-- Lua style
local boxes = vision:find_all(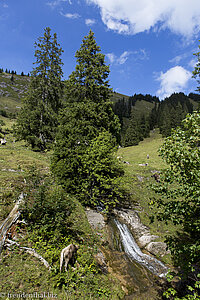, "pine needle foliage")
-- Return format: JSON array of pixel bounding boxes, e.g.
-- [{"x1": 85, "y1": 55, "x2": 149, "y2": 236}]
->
[
  {"x1": 51, "y1": 31, "x2": 124, "y2": 210},
  {"x1": 15, "y1": 27, "x2": 64, "y2": 150}
]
